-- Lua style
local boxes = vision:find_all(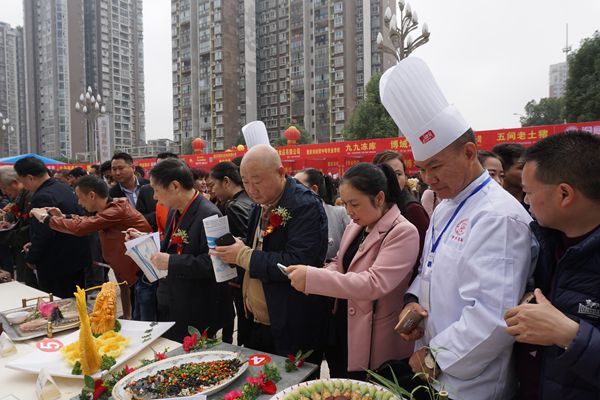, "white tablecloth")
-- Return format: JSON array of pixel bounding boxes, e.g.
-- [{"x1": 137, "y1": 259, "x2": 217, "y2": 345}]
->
[{"x1": 0, "y1": 281, "x2": 180, "y2": 399}]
